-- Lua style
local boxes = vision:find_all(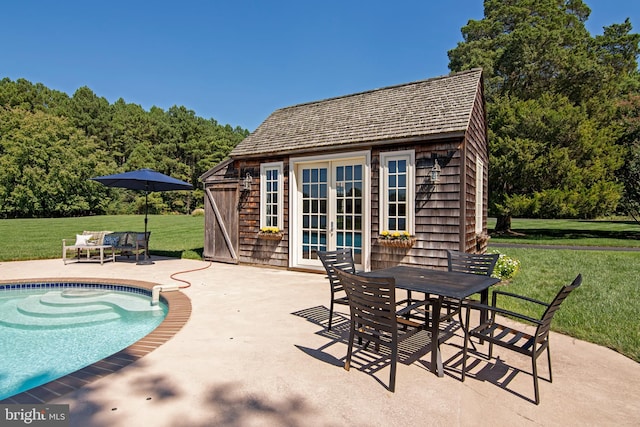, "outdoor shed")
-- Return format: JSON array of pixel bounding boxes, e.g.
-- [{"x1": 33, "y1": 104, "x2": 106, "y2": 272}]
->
[{"x1": 200, "y1": 68, "x2": 489, "y2": 272}]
